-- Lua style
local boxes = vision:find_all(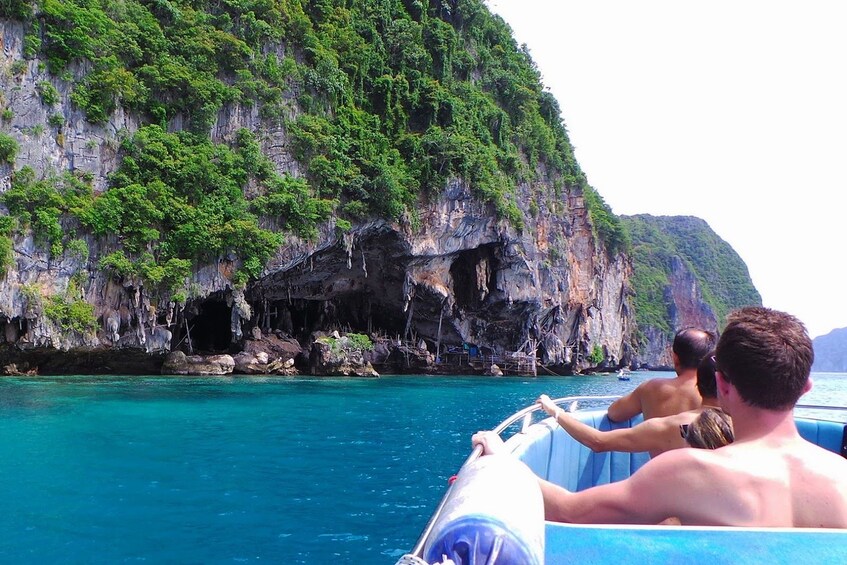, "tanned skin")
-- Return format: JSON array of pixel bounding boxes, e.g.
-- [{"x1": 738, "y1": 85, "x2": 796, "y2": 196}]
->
[
  {"x1": 475, "y1": 370, "x2": 847, "y2": 528},
  {"x1": 536, "y1": 394, "x2": 721, "y2": 458}
]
